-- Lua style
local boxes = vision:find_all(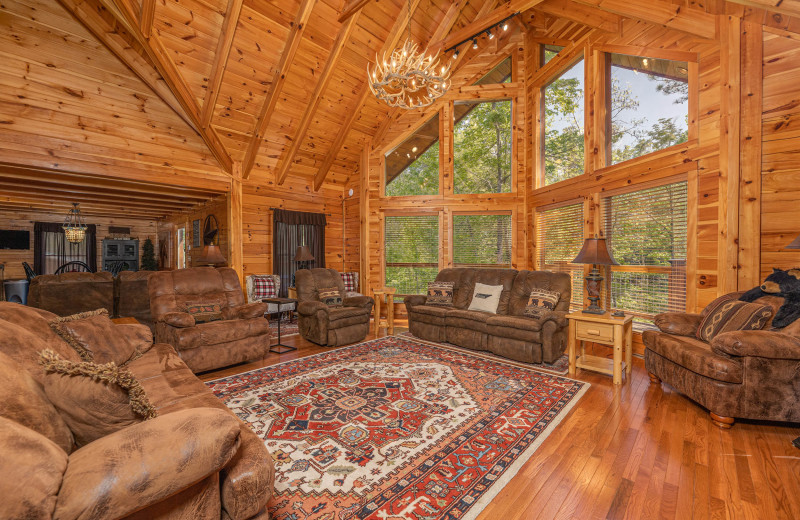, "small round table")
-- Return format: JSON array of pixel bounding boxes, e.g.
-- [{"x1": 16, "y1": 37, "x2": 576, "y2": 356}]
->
[
  {"x1": 372, "y1": 287, "x2": 396, "y2": 336},
  {"x1": 261, "y1": 297, "x2": 298, "y2": 353}
]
